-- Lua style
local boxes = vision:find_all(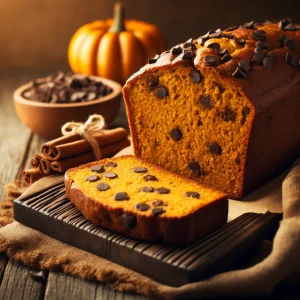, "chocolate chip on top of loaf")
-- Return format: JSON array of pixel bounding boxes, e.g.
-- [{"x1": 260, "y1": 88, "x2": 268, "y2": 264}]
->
[
  {"x1": 65, "y1": 156, "x2": 228, "y2": 246},
  {"x1": 123, "y1": 18, "x2": 300, "y2": 199}
]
